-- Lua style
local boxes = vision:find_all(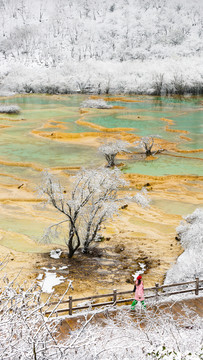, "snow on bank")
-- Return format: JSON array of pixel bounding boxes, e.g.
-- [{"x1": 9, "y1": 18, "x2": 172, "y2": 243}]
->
[
  {"x1": 0, "y1": 57, "x2": 203, "y2": 95},
  {"x1": 165, "y1": 208, "x2": 203, "y2": 284},
  {"x1": 0, "y1": 0, "x2": 203, "y2": 95},
  {"x1": 0, "y1": 105, "x2": 21, "y2": 114},
  {"x1": 80, "y1": 99, "x2": 112, "y2": 109},
  {"x1": 0, "y1": 91, "x2": 16, "y2": 97}
]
